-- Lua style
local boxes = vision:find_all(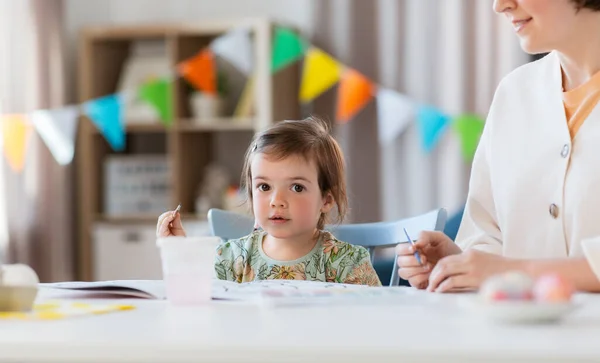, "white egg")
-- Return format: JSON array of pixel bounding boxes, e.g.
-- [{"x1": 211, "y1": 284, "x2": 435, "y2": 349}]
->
[
  {"x1": 0, "y1": 264, "x2": 39, "y2": 287},
  {"x1": 480, "y1": 271, "x2": 534, "y2": 302}
]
